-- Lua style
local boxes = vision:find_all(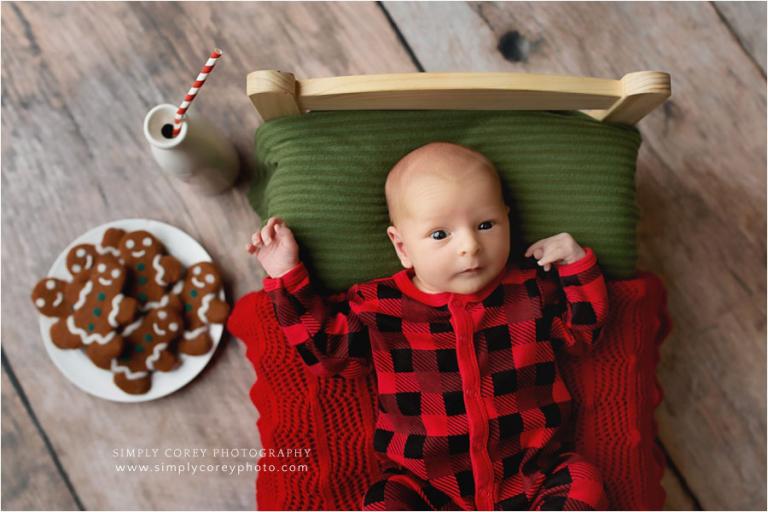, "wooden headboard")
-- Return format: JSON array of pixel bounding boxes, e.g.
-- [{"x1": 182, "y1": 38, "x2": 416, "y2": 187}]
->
[{"x1": 246, "y1": 70, "x2": 671, "y2": 126}]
